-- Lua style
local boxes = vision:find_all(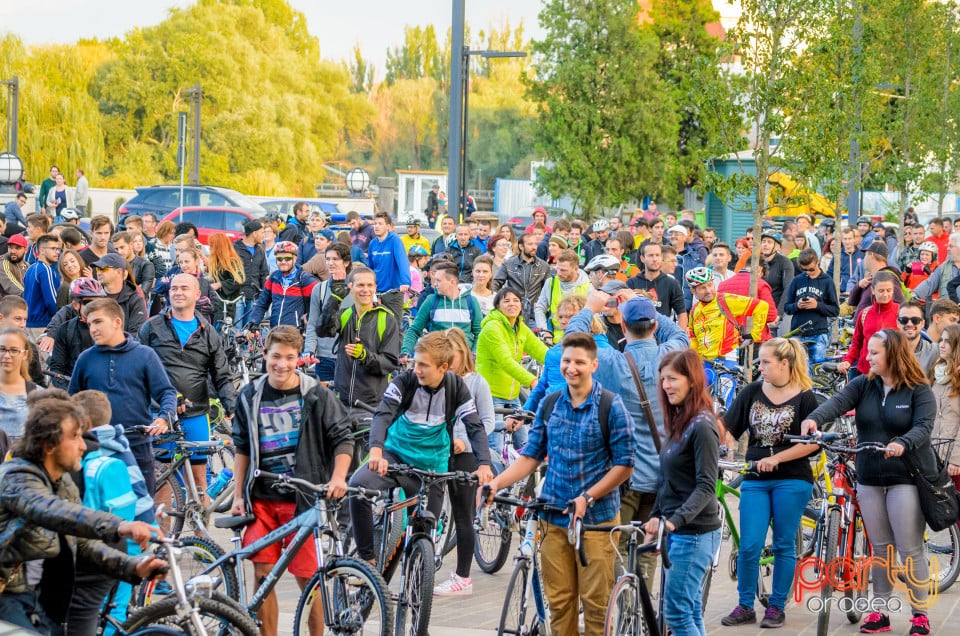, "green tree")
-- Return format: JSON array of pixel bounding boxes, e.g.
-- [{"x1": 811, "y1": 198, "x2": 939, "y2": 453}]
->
[
  {"x1": 526, "y1": 0, "x2": 678, "y2": 213},
  {"x1": 345, "y1": 44, "x2": 375, "y2": 94},
  {"x1": 384, "y1": 25, "x2": 445, "y2": 84}
]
